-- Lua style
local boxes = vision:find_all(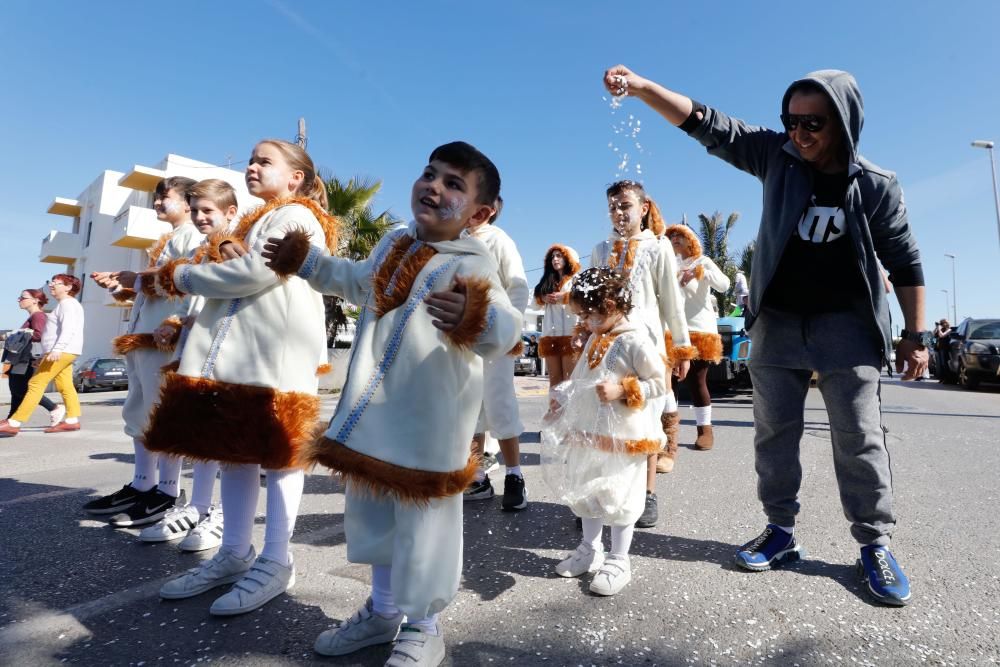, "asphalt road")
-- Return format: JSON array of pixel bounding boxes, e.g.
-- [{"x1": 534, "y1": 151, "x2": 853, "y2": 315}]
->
[{"x1": 1, "y1": 375, "x2": 998, "y2": 666}]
